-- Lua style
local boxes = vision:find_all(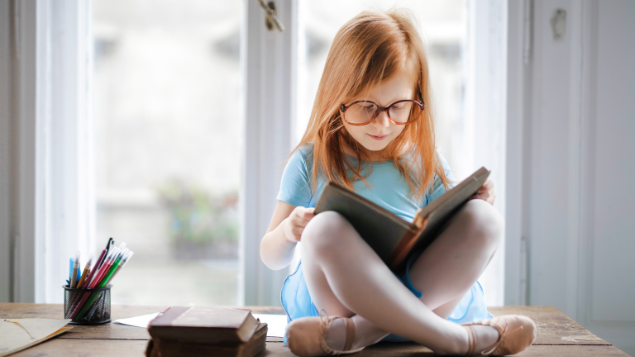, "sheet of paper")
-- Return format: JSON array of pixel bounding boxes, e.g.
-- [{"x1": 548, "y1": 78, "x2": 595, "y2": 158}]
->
[
  {"x1": 113, "y1": 312, "x2": 288, "y2": 338},
  {"x1": 253, "y1": 314, "x2": 287, "y2": 337},
  {"x1": 0, "y1": 318, "x2": 73, "y2": 357},
  {"x1": 113, "y1": 313, "x2": 160, "y2": 328}
]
